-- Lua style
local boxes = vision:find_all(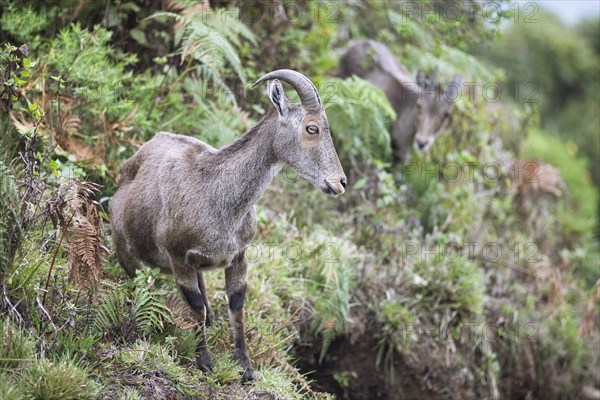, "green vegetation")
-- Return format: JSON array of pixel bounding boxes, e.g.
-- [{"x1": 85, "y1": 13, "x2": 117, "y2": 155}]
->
[
  {"x1": 0, "y1": 1, "x2": 598, "y2": 399},
  {"x1": 484, "y1": 10, "x2": 600, "y2": 186}
]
